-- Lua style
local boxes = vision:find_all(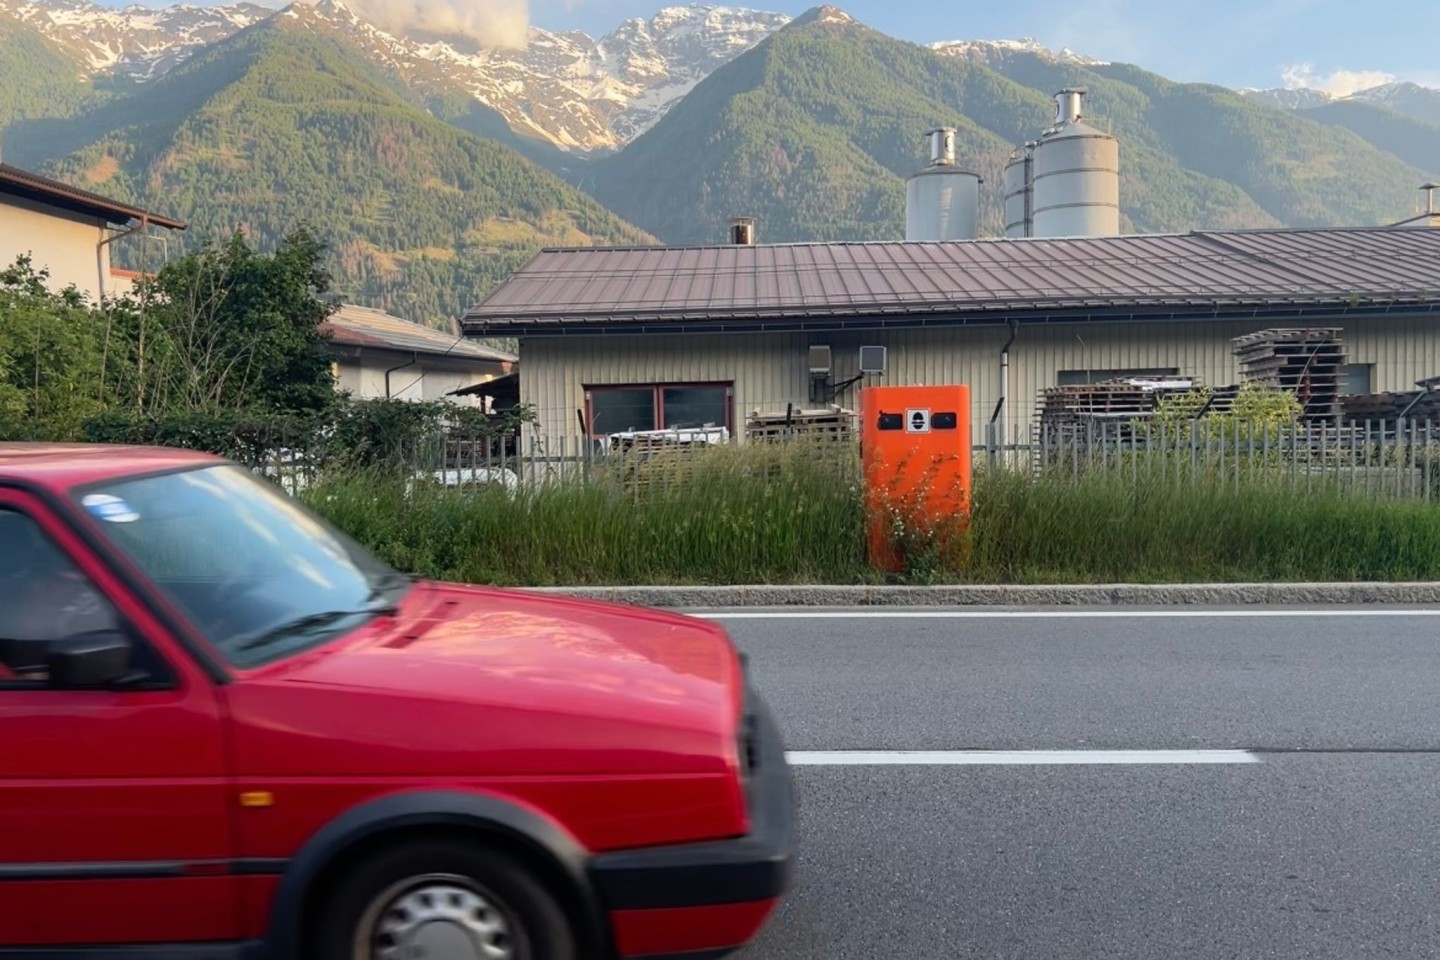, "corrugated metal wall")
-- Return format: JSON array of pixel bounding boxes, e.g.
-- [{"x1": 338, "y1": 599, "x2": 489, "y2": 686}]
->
[{"x1": 520, "y1": 315, "x2": 1440, "y2": 442}]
